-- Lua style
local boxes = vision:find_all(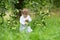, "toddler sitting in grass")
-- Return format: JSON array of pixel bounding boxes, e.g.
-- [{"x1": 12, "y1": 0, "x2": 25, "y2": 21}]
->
[{"x1": 20, "y1": 8, "x2": 33, "y2": 33}]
